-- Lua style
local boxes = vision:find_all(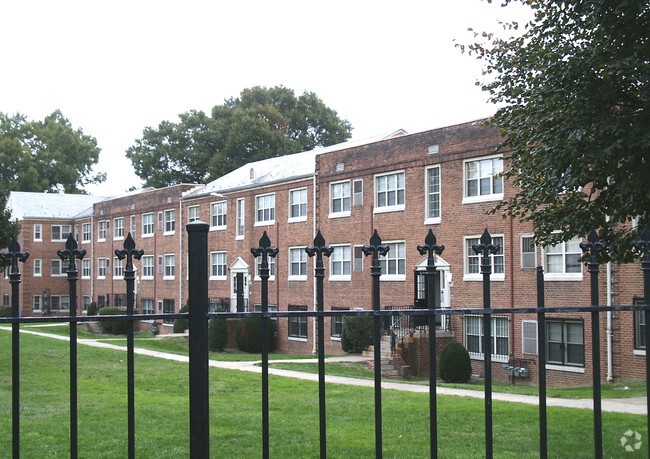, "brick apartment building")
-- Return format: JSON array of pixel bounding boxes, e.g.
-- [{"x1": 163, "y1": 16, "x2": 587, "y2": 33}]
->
[{"x1": 1, "y1": 119, "x2": 646, "y2": 387}]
